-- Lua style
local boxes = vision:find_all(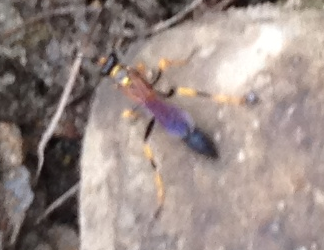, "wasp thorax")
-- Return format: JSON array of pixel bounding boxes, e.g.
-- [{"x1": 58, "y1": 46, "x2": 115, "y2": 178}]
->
[{"x1": 99, "y1": 52, "x2": 119, "y2": 76}]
